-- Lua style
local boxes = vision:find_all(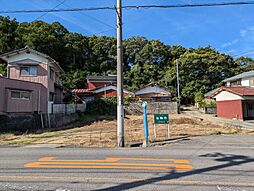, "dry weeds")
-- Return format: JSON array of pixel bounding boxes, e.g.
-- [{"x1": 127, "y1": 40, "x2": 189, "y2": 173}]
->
[{"x1": 0, "y1": 114, "x2": 251, "y2": 147}]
